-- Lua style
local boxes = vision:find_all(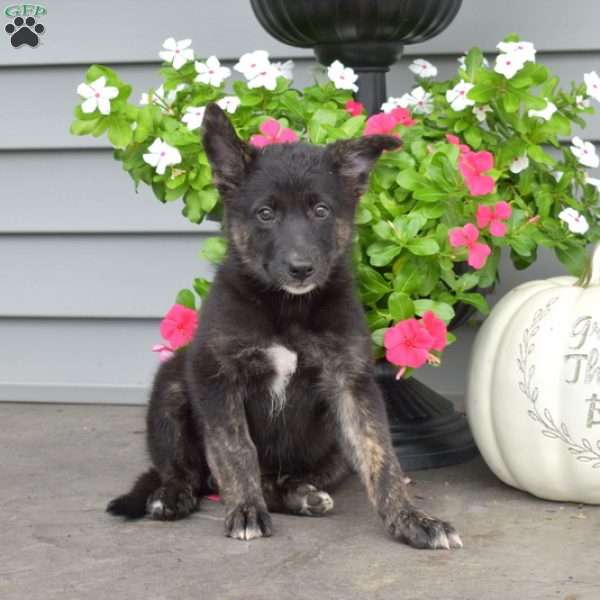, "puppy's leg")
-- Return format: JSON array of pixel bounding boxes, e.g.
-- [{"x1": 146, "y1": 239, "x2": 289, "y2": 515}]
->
[
  {"x1": 198, "y1": 381, "x2": 272, "y2": 541},
  {"x1": 337, "y1": 376, "x2": 462, "y2": 550},
  {"x1": 144, "y1": 369, "x2": 206, "y2": 521}
]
